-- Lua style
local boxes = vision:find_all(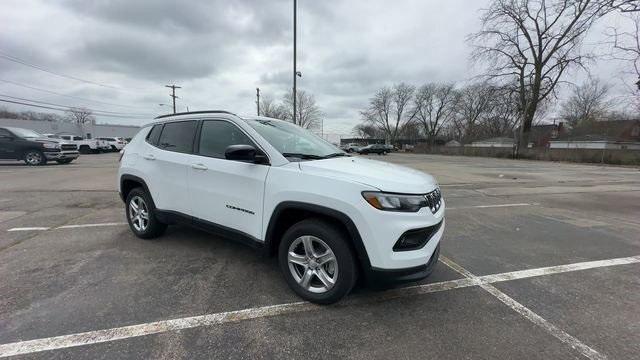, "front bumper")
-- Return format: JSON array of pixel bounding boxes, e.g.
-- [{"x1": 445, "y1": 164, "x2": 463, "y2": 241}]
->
[
  {"x1": 44, "y1": 150, "x2": 79, "y2": 160},
  {"x1": 366, "y1": 243, "x2": 440, "y2": 287}
]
